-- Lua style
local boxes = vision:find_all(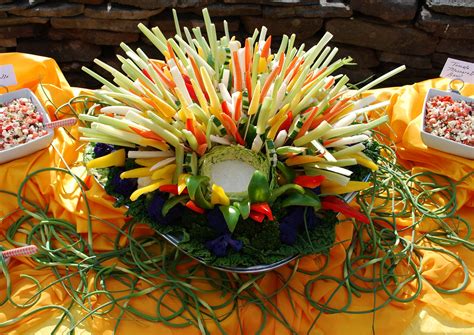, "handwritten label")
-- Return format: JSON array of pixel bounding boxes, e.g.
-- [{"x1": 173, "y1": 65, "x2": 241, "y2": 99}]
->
[
  {"x1": 0, "y1": 64, "x2": 17, "y2": 88},
  {"x1": 440, "y1": 58, "x2": 474, "y2": 84}
]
